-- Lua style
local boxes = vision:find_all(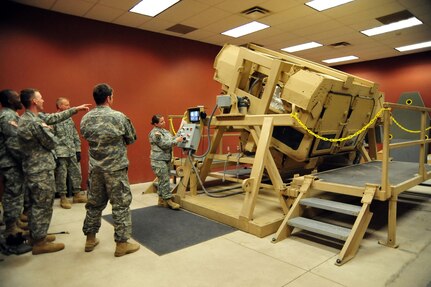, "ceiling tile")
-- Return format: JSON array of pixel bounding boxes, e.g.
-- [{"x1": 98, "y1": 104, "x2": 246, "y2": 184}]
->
[
  {"x1": 398, "y1": 0, "x2": 431, "y2": 7},
  {"x1": 261, "y1": 0, "x2": 300, "y2": 13},
  {"x1": 239, "y1": 26, "x2": 286, "y2": 45},
  {"x1": 215, "y1": 0, "x2": 270, "y2": 13},
  {"x1": 360, "y1": 50, "x2": 401, "y2": 62},
  {"x1": 194, "y1": 0, "x2": 225, "y2": 6},
  {"x1": 181, "y1": 29, "x2": 217, "y2": 41},
  {"x1": 52, "y1": 0, "x2": 95, "y2": 17},
  {"x1": 262, "y1": 4, "x2": 314, "y2": 26},
  {"x1": 294, "y1": 21, "x2": 345, "y2": 39},
  {"x1": 84, "y1": 4, "x2": 125, "y2": 22},
  {"x1": 336, "y1": 1, "x2": 408, "y2": 28},
  {"x1": 202, "y1": 14, "x2": 250, "y2": 33},
  {"x1": 113, "y1": 11, "x2": 151, "y2": 28},
  {"x1": 307, "y1": 27, "x2": 358, "y2": 43},
  {"x1": 99, "y1": 0, "x2": 138, "y2": 11},
  {"x1": 274, "y1": 12, "x2": 332, "y2": 32},
  {"x1": 408, "y1": 3, "x2": 431, "y2": 22},
  {"x1": 259, "y1": 32, "x2": 304, "y2": 48},
  {"x1": 321, "y1": 0, "x2": 396, "y2": 18},
  {"x1": 181, "y1": 7, "x2": 231, "y2": 29},
  {"x1": 156, "y1": 0, "x2": 210, "y2": 22},
  {"x1": 139, "y1": 18, "x2": 177, "y2": 33},
  {"x1": 379, "y1": 27, "x2": 431, "y2": 46},
  {"x1": 200, "y1": 33, "x2": 244, "y2": 46}
]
